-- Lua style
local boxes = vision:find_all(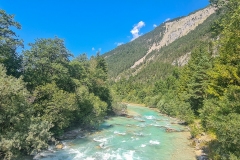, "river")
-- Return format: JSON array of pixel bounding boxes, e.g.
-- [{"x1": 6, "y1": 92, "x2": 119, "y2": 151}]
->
[{"x1": 35, "y1": 105, "x2": 195, "y2": 160}]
